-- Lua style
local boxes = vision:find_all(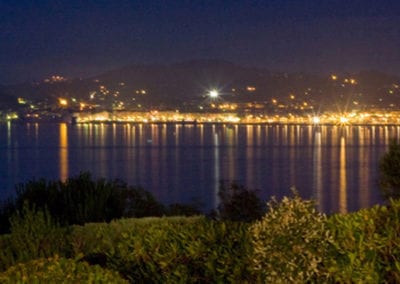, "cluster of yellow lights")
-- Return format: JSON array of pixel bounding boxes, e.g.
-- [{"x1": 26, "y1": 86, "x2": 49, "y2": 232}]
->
[
  {"x1": 5, "y1": 113, "x2": 18, "y2": 120},
  {"x1": 135, "y1": 89, "x2": 147, "y2": 95},
  {"x1": 99, "y1": 86, "x2": 110, "y2": 95},
  {"x1": 217, "y1": 103, "x2": 237, "y2": 110},
  {"x1": 44, "y1": 75, "x2": 67, "y2": 83},
  {"x1": 17, "y1": 97, "x2": 27, "y2": 104},
  {"x1": 68, "y1": 109, "x2": 400, "y2": 126},
  {"x1": 330, "y1": 75, "x2": 357, "y2": 85},
  {"x1": 344, "y1": 78, "x2": 357, "y2": 85},
  {"x1": 74, "y1": 111, "x2": 241, "y2": 124}
]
